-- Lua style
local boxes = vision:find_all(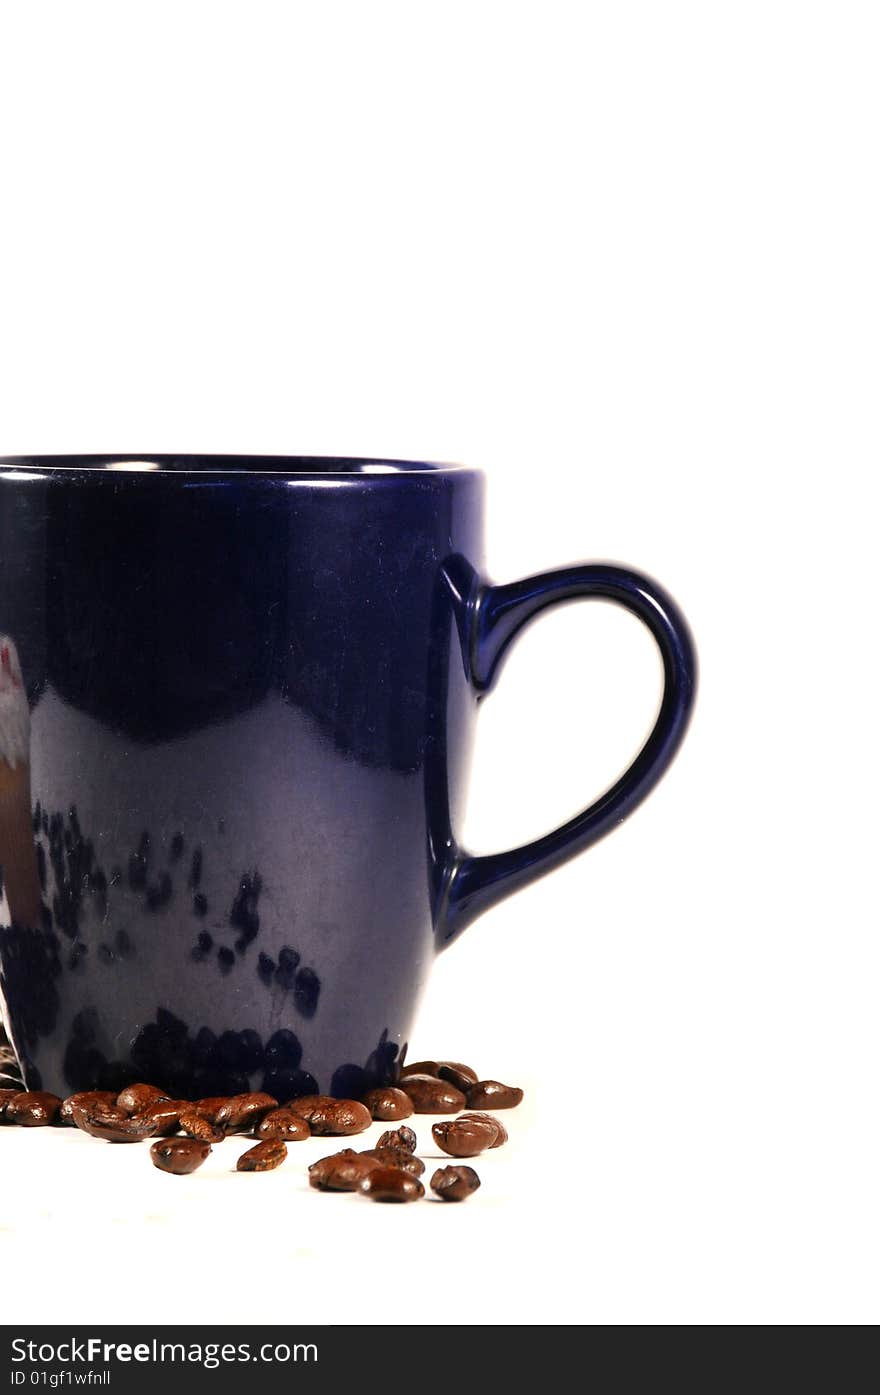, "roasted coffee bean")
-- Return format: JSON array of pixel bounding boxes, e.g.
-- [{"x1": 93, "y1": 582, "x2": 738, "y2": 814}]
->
[
  {"x1": 430, "y1": 1165, "x2": 481, "y2": 1202},
  {"x1": 0, "y1": 1087, "x2": 22, "y2": 1120},
  {"x1": 358, "y1": 1167, "x2": 424, "y2": 1203},
  {"x1": 400, "y1": 1060, "x2": 439, "y2": 1077},
  {"x1": 116, "y1": 1083, "x2": 168, "y2": 1114},
  {"x1": 437, "y1": 1061, "x2": 479, "y2": 1092},
  {"x1": 236, "y1": 1138, "x2": 287, "y2": 1172},
  {"x1": 360, "y1": 1087, "x2": 414, "y2": 1121},
  {"x1": 5, "y1": 1091, "x2": 62, "y2": 1127},
  {"x1": 58, "y1": 1091, "x2": 117, "y2": 1126},
  {"x1": 400, "y1": 1074, "x2": 466, "y2": 1114},
  {"x1": 308, "y1": 1149, "x2": 382, "y2": 1192},
  {"x1": 376, "y1": 1125, "x2": 417, "y2": 1154},
  {"x1": 214, "y1": 1092, "x2": 278, "y2": 1133},
  {"x1": 195, "y1": 1096, "x2": 234, "y2": 1125},
  {"x1": 76, "y1": 1102, "x2": 133, "y2": 1128},
  {"x1": 324, "y1": 1099, "x2": 372, "y2": 1135},
  {"x1": 151, "y1": 1137, "x2": 211, "y2": 1175},
  {"x1": 284, "y1": 1092, "x2": 332, "y2": 1115},
  {"x1": 360, "y1": 1148, "x2": 425, "y2": 1178},
  {"x1": 432, "y1": 1117, "x2": 496, "y2": 1158},
  {"x1": 178, "y1": 1111, "x2": 224, "y2": 1143},
  {"x1": 286, "y1": 1095, "x2": 371, "y2": 1136},
  {"x1": 134, "y1": 1098, "x2": 187, "y2": 1136},
  {"x1": 466, "y1": 1080, "x2": 524, "y2": 1110},
  {"x1": 71, "y1": 1102, "x2": 157, "y2": 1142},
  {"x1": 459, "y1": 1111, "x2": 507, "y2": 1147},
  {"x1": 256, "y1": 1108, "x2": 310, "y2": 1143}
]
